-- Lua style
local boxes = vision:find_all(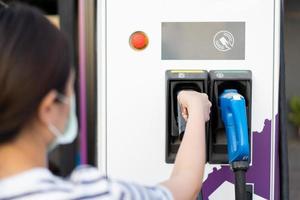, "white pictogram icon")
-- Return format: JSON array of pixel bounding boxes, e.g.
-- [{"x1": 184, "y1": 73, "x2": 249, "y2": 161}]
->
[
  {"x1": 213, "y1": 30, "x2": 235, "y2": 52},
  {"x1": 178, "y1": 73, "x2": 185, "y2": 78},
  {"x1": 216, "y1": 72, "x2": 224, "y2": 78}
]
